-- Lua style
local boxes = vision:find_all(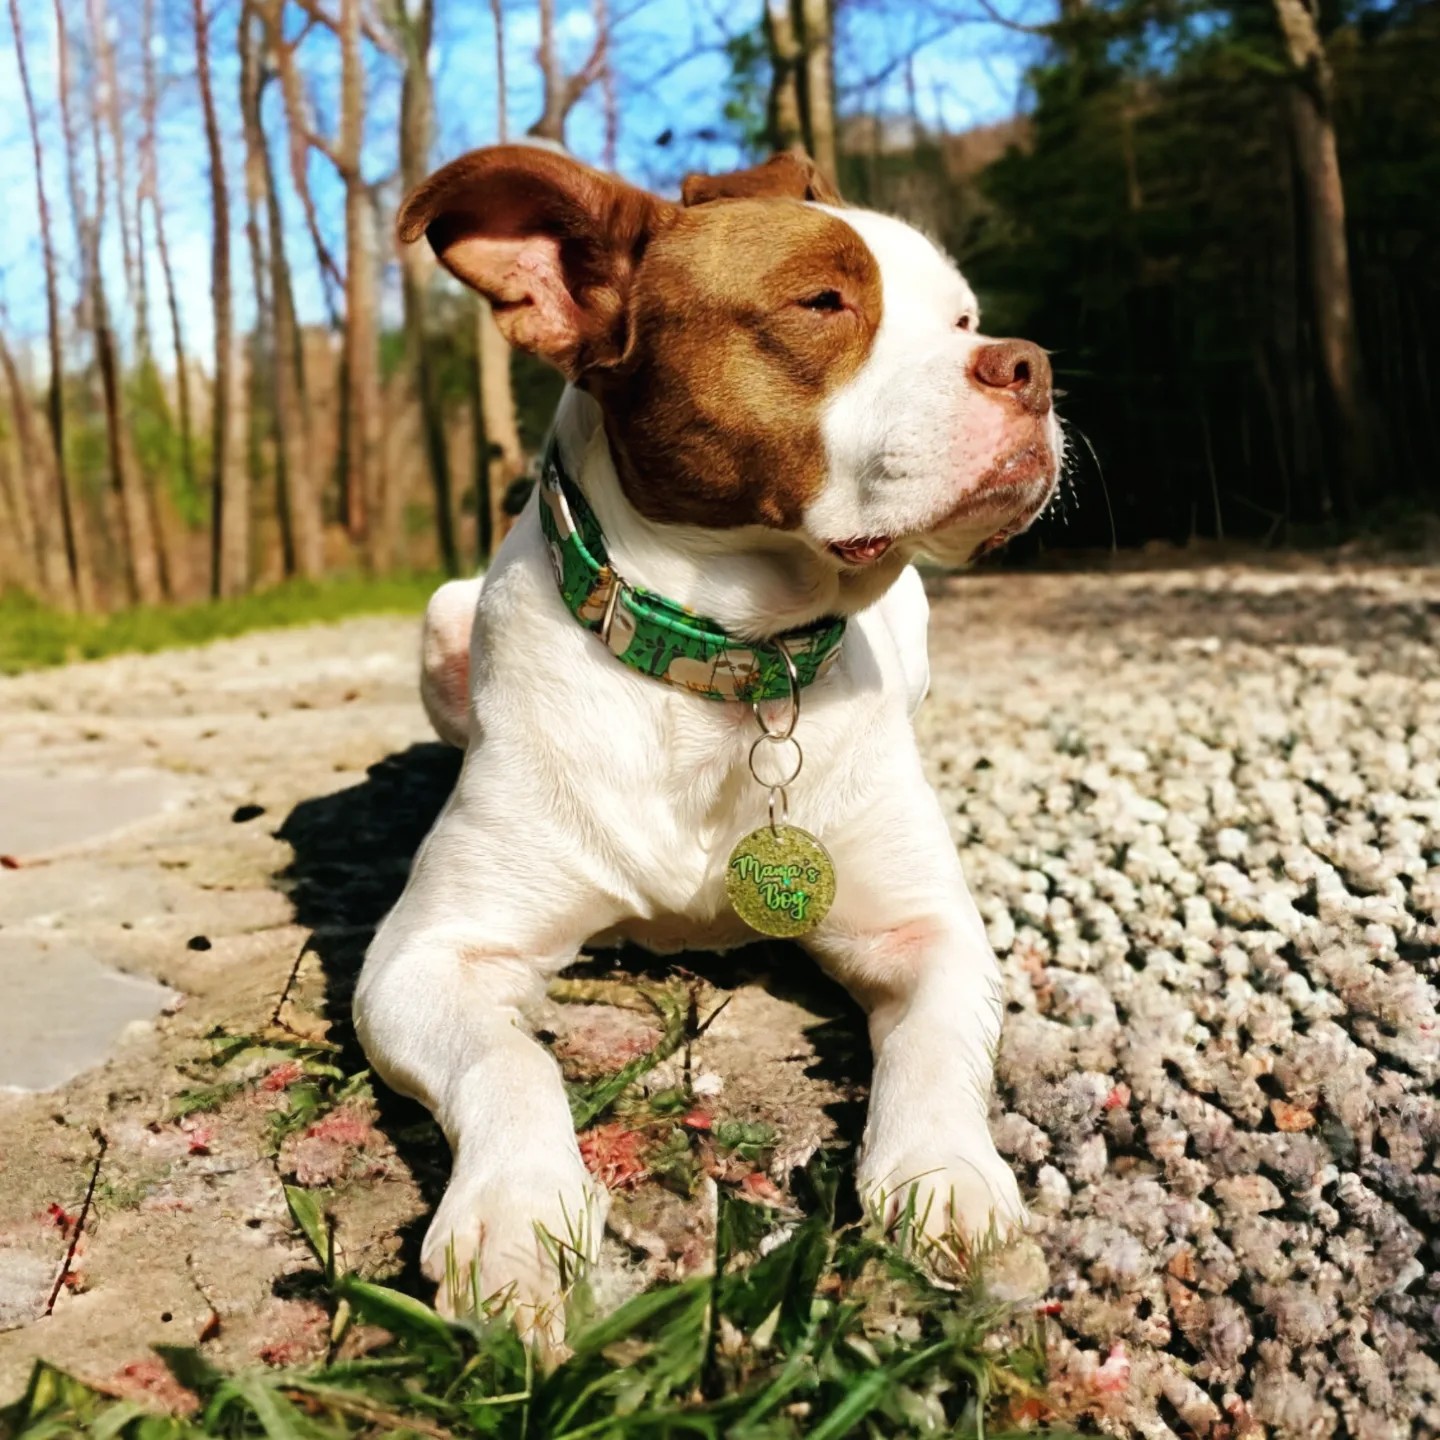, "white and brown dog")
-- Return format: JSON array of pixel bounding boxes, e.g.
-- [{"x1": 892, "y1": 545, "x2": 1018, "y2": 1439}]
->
[{"x1": 356, "y1": 146, "x2": 1061, "y2": 1344}]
